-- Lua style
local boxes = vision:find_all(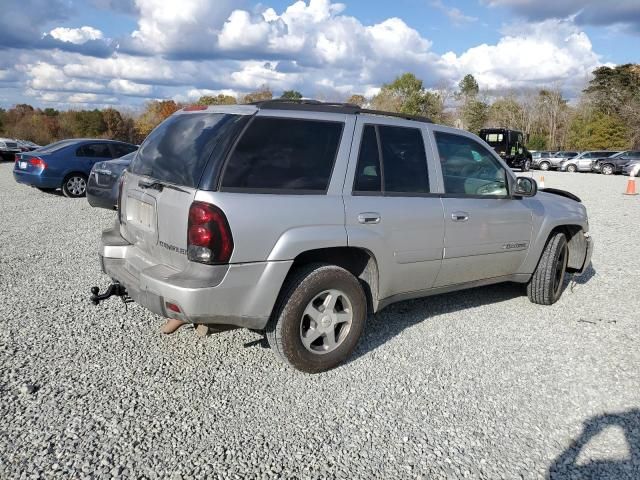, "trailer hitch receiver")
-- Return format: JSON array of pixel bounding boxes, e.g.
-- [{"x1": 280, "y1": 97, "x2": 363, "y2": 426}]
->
[{"x1": 90, "y1": 283, "x2": 128, "y2": 305}]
